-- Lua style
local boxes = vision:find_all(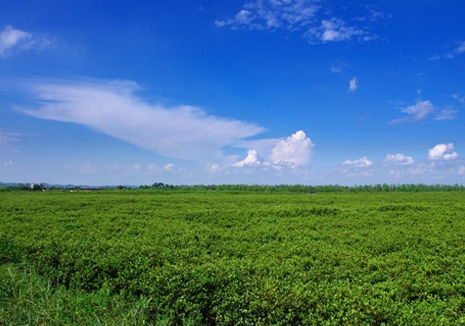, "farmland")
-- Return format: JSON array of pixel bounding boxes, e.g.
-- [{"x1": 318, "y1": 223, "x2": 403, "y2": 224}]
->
[{"x1": 1, "y1": 190, "x2": 465, "y2": 325}]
